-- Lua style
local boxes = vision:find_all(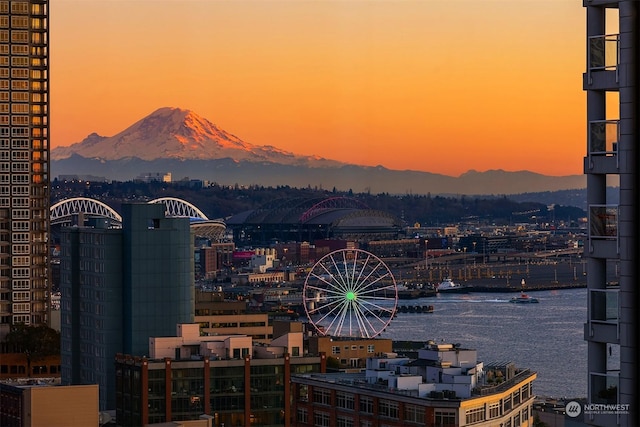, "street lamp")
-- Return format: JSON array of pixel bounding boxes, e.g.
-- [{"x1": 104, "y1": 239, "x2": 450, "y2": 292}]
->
[
  {"x1": 425, "y1": 239, "x2": 429, "y2": 272},
  {"x1": 483, "y1": 240, "x2": 487, "y2": 264},
  {"x1": 463, "y1": 247, "x2": 467, "y2": 281},
  {"x1": 472, "y1": 241, "x2": 477, "y2": 269}
]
